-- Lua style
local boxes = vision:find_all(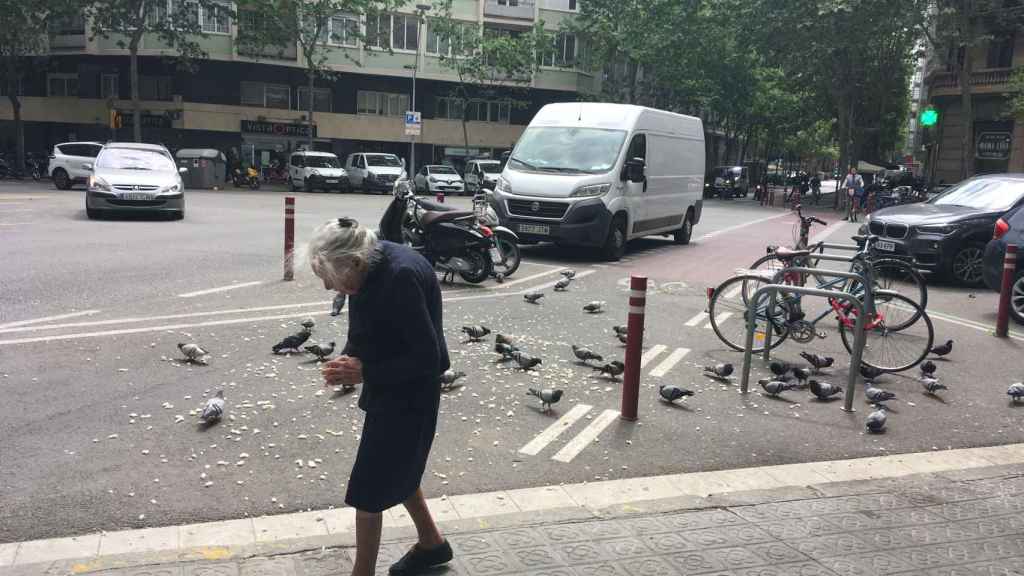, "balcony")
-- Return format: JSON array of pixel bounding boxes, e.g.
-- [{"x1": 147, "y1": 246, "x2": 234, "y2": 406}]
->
[
  {"x1": 483, "y1": 0, "x2": 535, "y2": 21},
  {"x1": 927, "y1": 68, "x2": 1016, "y2": 96}
]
